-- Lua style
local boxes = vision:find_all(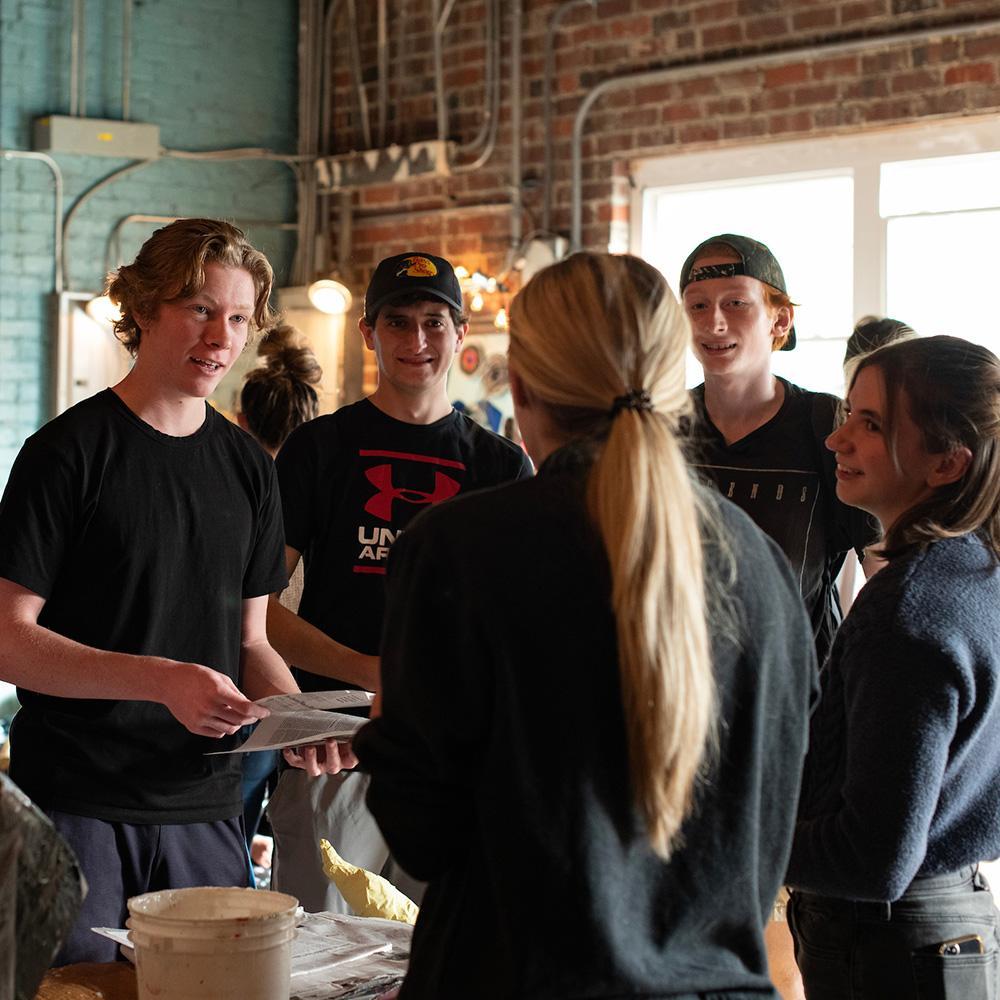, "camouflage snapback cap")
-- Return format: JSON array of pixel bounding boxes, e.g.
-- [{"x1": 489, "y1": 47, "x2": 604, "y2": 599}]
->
[{"x1": 679, "y1": 233, "x2": 796, "y2": 351}]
